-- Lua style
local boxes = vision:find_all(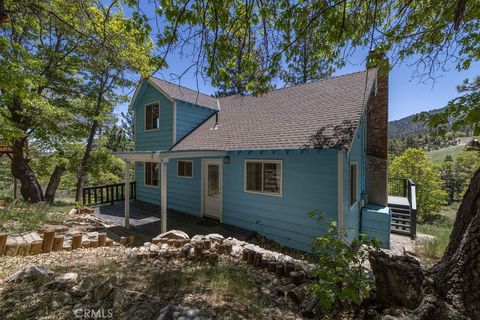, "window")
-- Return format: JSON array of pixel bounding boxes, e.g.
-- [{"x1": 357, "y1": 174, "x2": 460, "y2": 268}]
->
[
  {"x1": 145, "y1": 162, "x2": 159, "y2": 186},
  {"x1": 177, "y1": 160, "x2": 193, "y2": 178},
  {"x1": 145, "y1": 102, "x2": 159, "y2": 130},
  {"x1": 350, "y1": 163, "x2": 358, "y2": 206},
  {"x1": 245, "y1": 160, "x2": 282, "y2": 196}
]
